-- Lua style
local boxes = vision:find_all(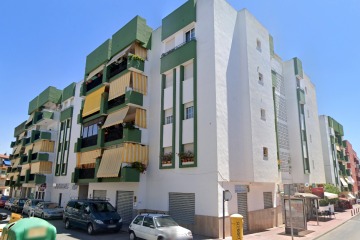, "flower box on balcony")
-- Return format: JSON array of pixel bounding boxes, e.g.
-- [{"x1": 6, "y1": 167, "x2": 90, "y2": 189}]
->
[{"x1": 127, "y1": 54, "x2": 145, "y2": 73}]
